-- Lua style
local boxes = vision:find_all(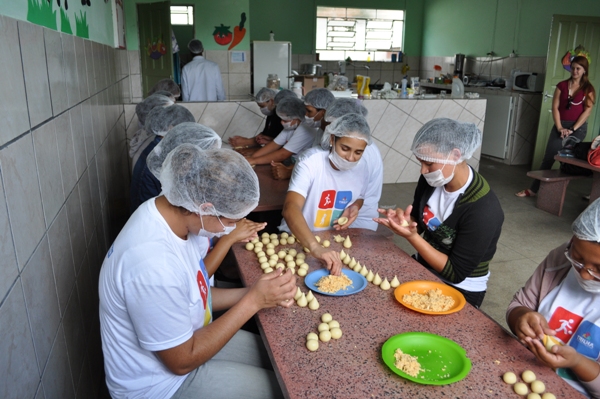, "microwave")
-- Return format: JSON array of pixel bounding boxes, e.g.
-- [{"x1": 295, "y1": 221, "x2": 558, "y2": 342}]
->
[{"x1": 513, "y1": 72, "x2": 544, "y2": 92}]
